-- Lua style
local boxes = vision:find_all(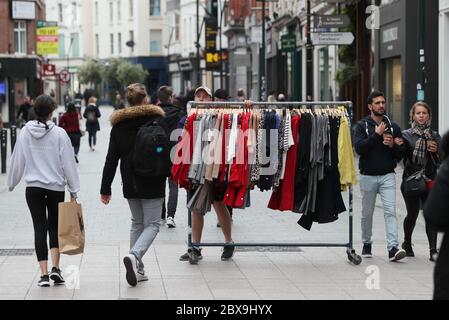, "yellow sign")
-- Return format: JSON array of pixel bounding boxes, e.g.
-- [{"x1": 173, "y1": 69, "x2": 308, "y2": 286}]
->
[
  {"x1": 36, "y1": 21, "x2": 59, "y2": 56},
  {"x1": 206, "y1": 52, "x2": 219, "y2": 63}
]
